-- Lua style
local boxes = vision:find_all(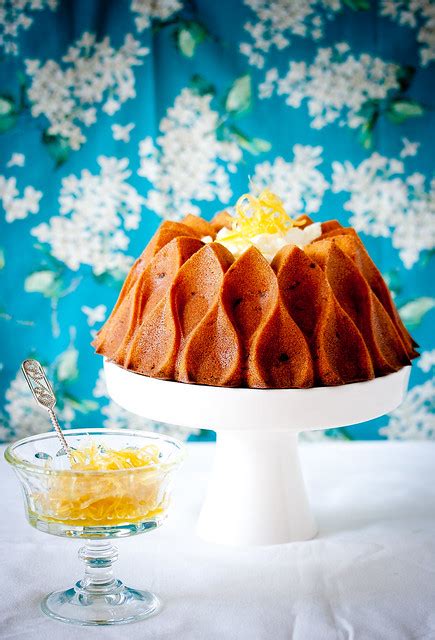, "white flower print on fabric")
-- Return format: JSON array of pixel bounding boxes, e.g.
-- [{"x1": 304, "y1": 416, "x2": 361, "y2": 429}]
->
[
  {"x1": 32, "y1": 156, "x2": 145, "y2": 276},
  {"x1": 2, "y1": 368, "x2": 75, "y2": 442},
  {"x1": 380, "y1": 0, "x2": 435, "y2": 66},
  {"x1": 0, "y1": 0, "x2": 57, "y2": 56},
  {"x1": 400, "y1": 137, "x2": 420, "y2": 158},
  {"x1": 130, "y1": 0, "x2": 182, "y2": 32},
  {"x1": 250, "y1": 145, "x2": 328, "y2": 214},
  {"x1": 138, "y1": 88, "x2": 242, "y2": 218},
  {"x1": 380, "y1": 379, "x2": 435, "y2": 440},
  {"x1": 332, "y1": 152, "x2": 435, "y2": 268},
  {"x1": 6, "y1": 152, "x2": 25, "y2": 168},
  {"x1": 112, "y1": 123, "x2": 135, "y2": 142},
  {"x1": 259, "y1": 44, "x2": 400, "y2": 130},
  {"x1": 240, "y1": 0, "x2": 342, "y2": 69},
  {"x1": 93, "y1": 369, "x2": 196, "y2": 440},
  {"x1": 0, "y1": 175, "x2": 42, "y2": 222},
  {"x1": 380, "y1": 353, "x2": 435, "y2": 441},
  {"x1": 81, "y1": 304, "x2": 107, "y2": 327},
  {"x1": 418, "y1": 349, "x2": 435, "y2": 373},
  {"x1": 25, "y1": 32, "x2": 149, "y2": 150}
]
